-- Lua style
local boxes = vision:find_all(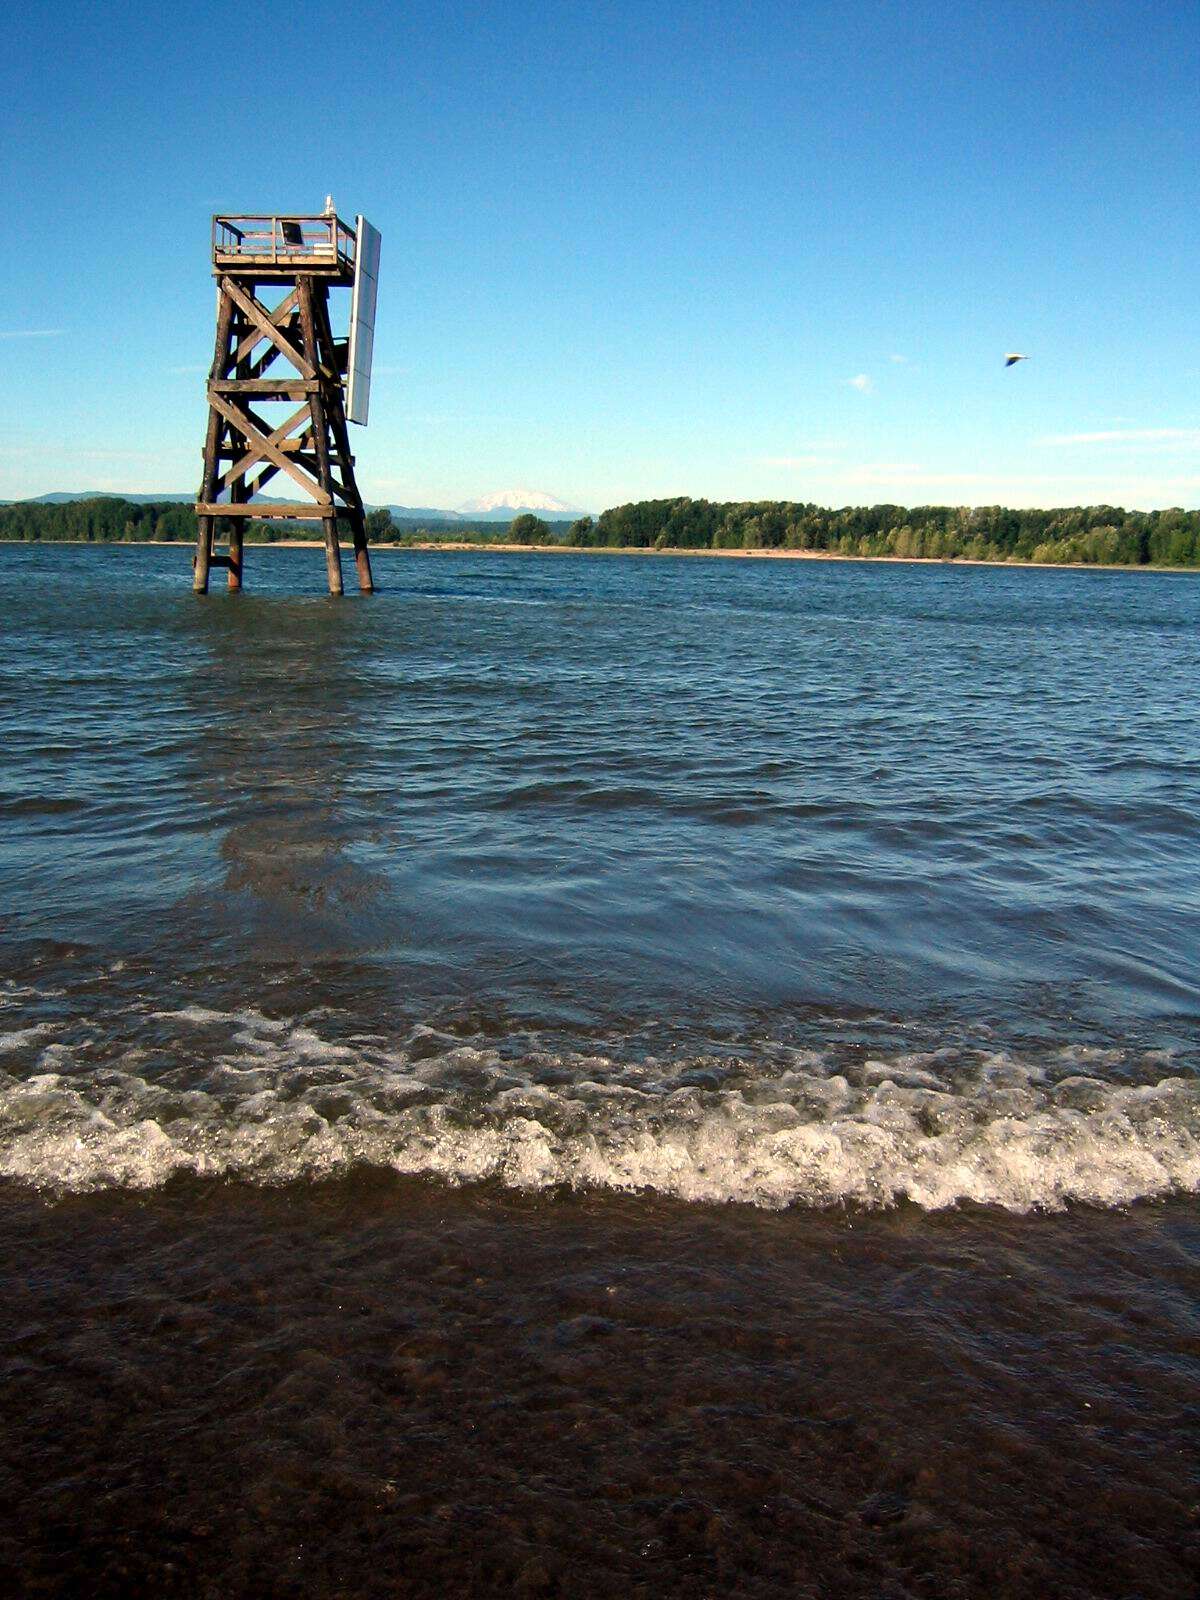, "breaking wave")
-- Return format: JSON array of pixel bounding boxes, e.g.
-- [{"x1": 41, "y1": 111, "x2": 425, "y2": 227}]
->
[{"x1": 1, "y1": 1007, "x2": 1198, "y2": 1211}]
